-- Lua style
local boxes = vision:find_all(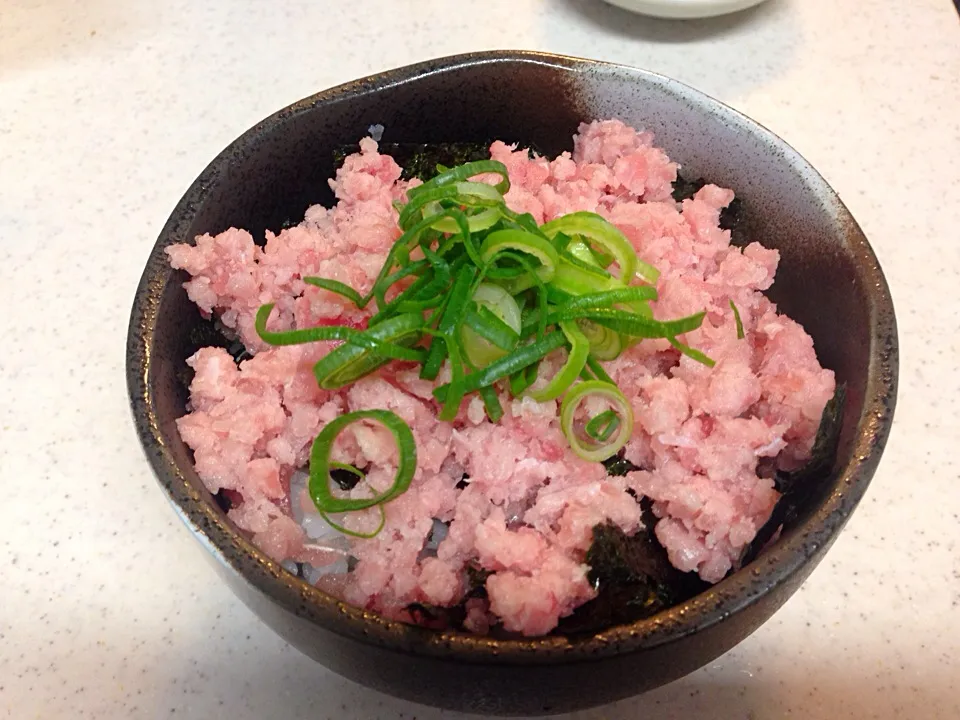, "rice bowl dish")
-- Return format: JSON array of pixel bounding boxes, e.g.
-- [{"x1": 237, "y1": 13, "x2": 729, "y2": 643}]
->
[{"x1": 165, "y1": 119, "x2": 836, "y2": 638}]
